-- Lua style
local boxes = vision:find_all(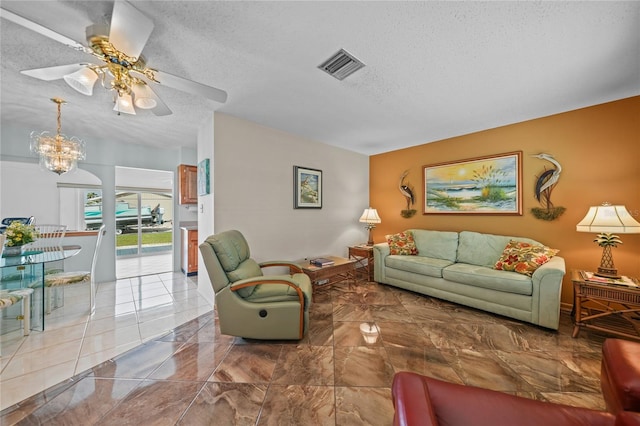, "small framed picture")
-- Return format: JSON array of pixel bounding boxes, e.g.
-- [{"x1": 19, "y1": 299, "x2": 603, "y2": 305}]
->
[
  {"x1": 198, "y1": 158, "x2": 210, "y2": 196},
  {"x1": 294, "y1": 166, "x2": 322, "y2": 209}
]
